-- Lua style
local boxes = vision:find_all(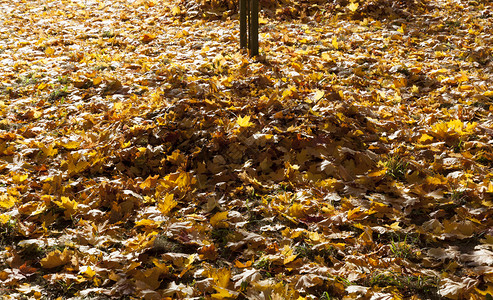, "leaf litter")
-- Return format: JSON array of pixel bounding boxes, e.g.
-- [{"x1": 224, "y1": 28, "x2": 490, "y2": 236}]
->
[{"x1": 0, "y1": 0, "x2": 492, "y2": 299}]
